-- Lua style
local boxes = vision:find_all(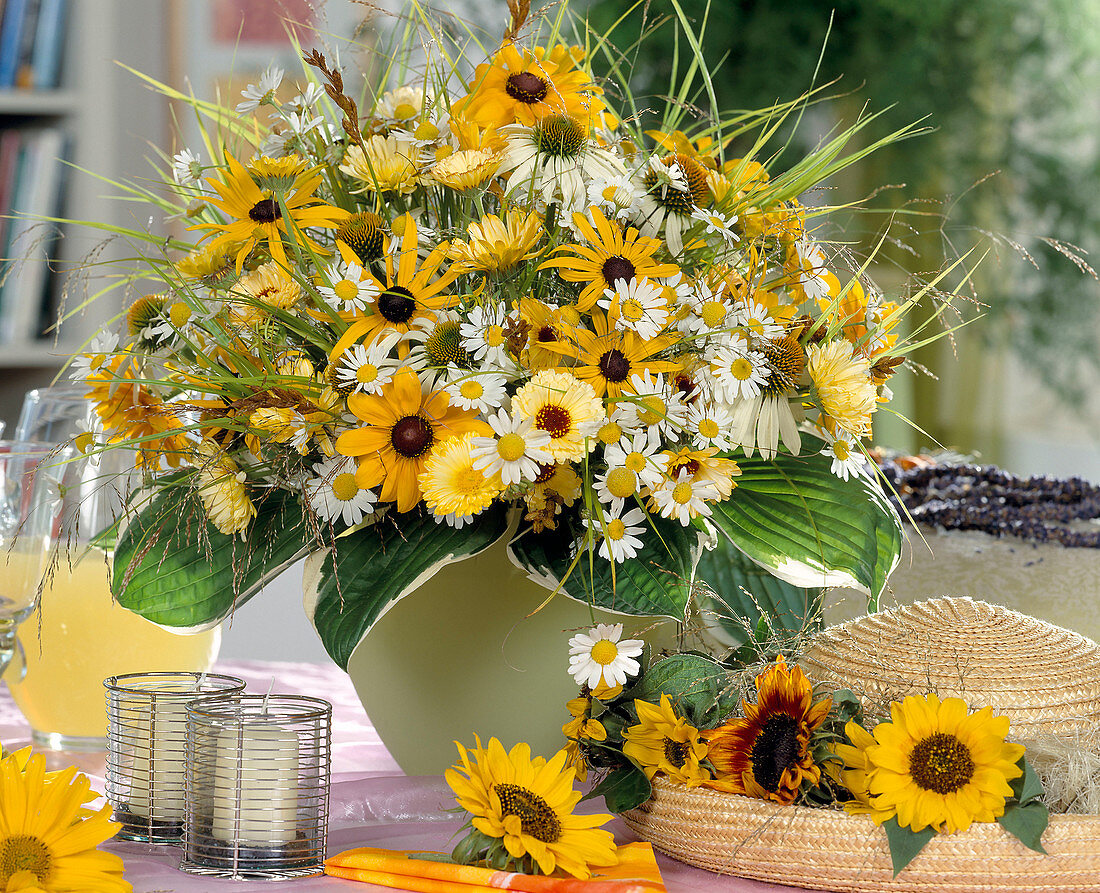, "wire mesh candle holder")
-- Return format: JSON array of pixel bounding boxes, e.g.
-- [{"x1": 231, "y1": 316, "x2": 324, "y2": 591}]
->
[
  {"x1": 180, "y1": 693, "x2": 332, "y2": 880},
  {"x1": 104, "y1": 671, "x2": 246, "y2": 845}
]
